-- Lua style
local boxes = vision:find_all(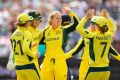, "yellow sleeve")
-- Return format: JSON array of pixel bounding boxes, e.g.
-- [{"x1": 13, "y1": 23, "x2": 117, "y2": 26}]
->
[
  {"x1": 109, "y1": 46, "x2": 120, "y2": 61},
  {"x1": 39, "y1": 30, "x2": 44, "y2": 42},
  {"x1": 39, "y1": 28, "x2": 48, "y2": 44},
  {"x1": 76, "y1": 18, "x2": 94, "y2": 38},
  {"x1": 64, "y1": 11, "x2": 79, "y2": 33},
  {"x1": 66, "y1": 38, "x2": 84, "y2": 59},
  {"x1": 69, "y1": 10, "x2": 80, "y2": 22},
  {"x1": 22, "y1": 32, "x2": 36, "y2": 58},
  {"x1": 107, "y1": 18, "x2": 115, "y2": 37}
]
